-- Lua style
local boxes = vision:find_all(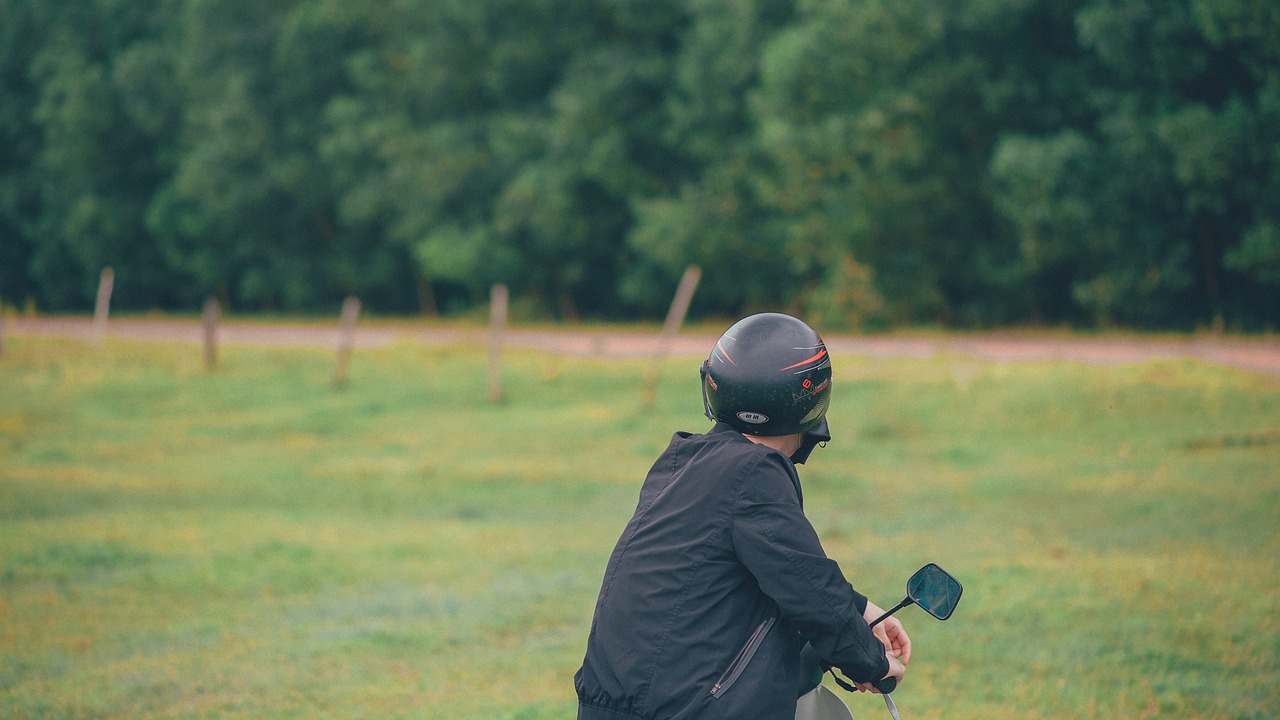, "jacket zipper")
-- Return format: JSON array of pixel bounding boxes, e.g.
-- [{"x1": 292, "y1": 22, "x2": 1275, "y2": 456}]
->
[{"x1": 710, "y1": 616, "x2": 776, "y2": 698}]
